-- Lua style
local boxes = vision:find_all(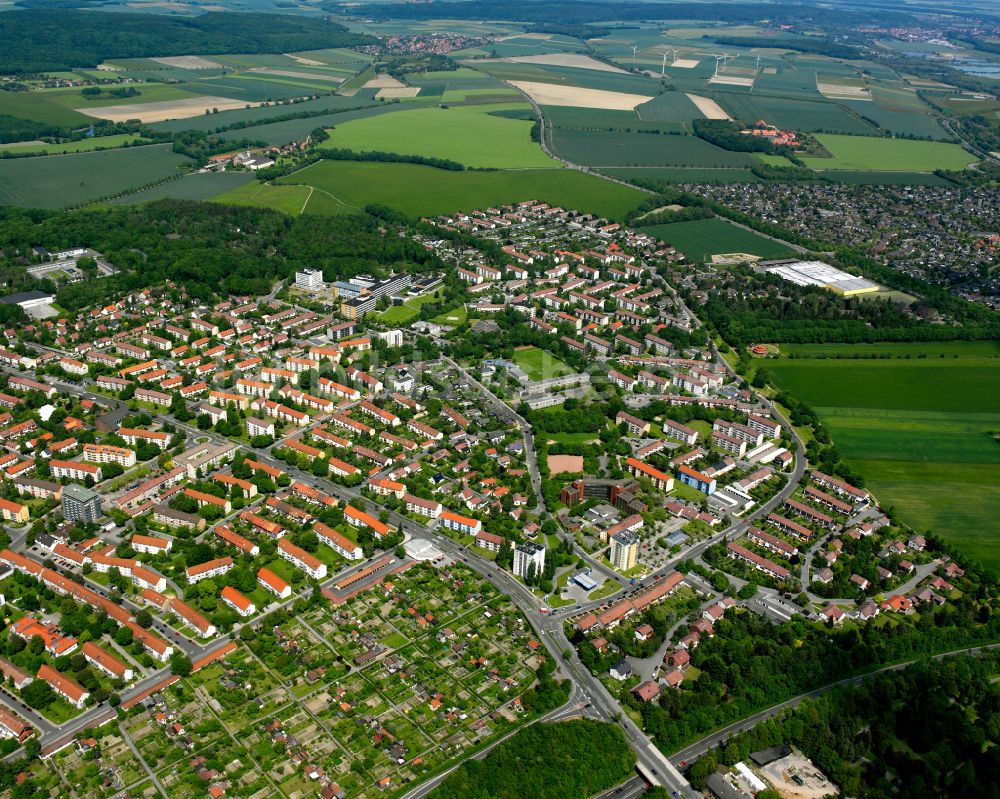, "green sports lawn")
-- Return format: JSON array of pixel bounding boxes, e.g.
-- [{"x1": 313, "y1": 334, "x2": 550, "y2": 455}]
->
[
  {"x1": 803, "y1": 133, "x2": 976, "y2": 172},
  {"x1": 513, "y1": 346, "x2": 573, "y2": 381},
  {"x1": 320, "y1": 106, "x2": 558, "y2": 168},
  {"x1": 768, "y1": 353, "x2": 1000, "y2": 570},
  {"x1": 256, "y1": 160, "x2": 646, "y2": 220}
]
